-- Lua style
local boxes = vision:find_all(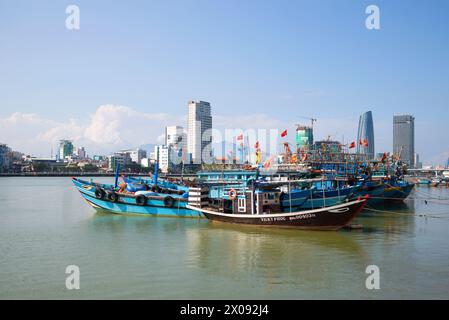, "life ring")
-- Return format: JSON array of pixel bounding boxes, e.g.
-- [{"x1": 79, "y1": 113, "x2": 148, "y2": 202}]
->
[
  {"x1": 228, "y1": 188, "x2": 237, "y2": 200},
  {"x1": 107, "y1": 192, "x2": 119, "y2": 203},
  {"x1": 163, "y1": 196, "x2": 175, "y2": 207},
  {"x1": 135, "y1": 194, "x2": 147, "y2": 206},
  {"x1": 95, "y1": 188, "x2": 105, "y2": 199}
]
